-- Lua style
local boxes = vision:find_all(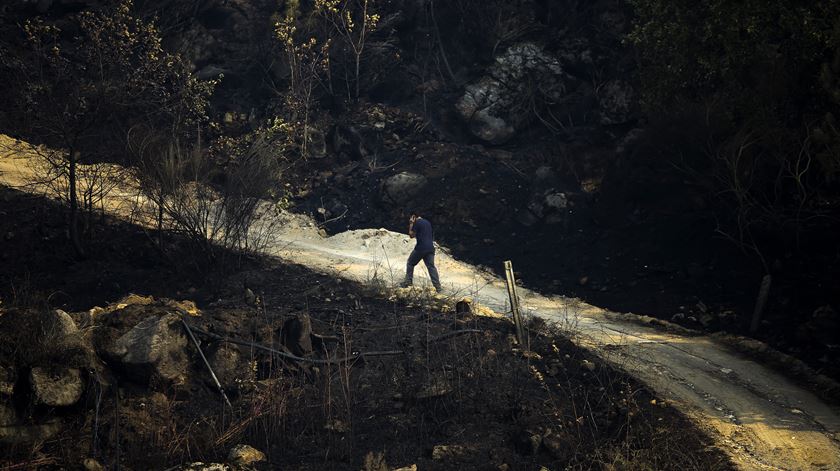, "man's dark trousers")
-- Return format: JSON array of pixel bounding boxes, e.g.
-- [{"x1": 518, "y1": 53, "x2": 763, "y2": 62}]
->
[{"x1": 405, "y1": 249, "x2": 441, "y2": 291}]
